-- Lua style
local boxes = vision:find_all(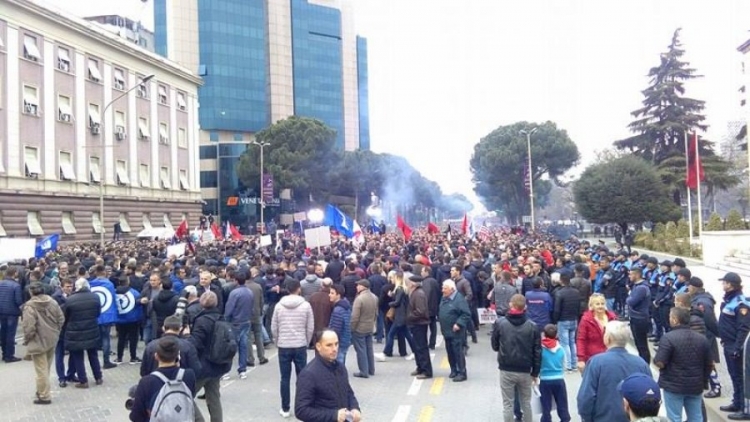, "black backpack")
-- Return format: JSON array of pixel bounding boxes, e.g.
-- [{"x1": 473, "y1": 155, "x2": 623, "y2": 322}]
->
[{"x1": 207, "y1": 316, "x2": 238, "y2": 365}]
